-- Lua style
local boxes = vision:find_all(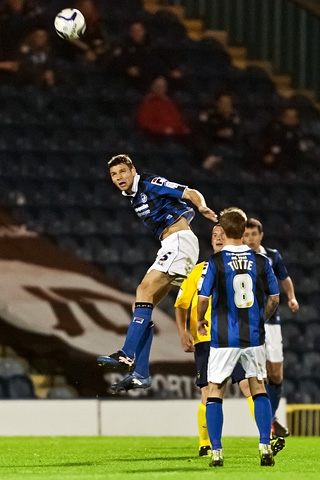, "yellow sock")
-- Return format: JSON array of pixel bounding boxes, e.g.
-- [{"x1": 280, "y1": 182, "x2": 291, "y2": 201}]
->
[
  {"x1": 247, "y1": 395, "x2": 255, "y2": 421},
  {"x1": 198, "y1": 402, "x2": 210, "y2": 448}
]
